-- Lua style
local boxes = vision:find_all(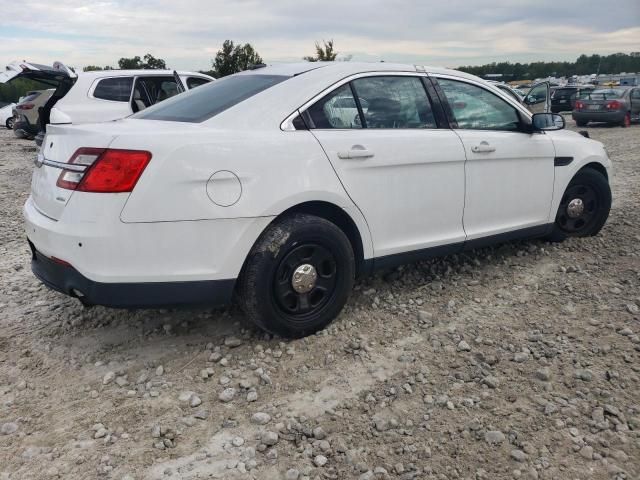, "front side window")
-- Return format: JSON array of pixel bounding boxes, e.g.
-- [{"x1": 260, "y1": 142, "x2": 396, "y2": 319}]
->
[
  {"x1": 93, "y1": 77, "x2": 134, "y2": 102},
  {"x1": 133, "y1": 74, "x2": 287, "y2": 122},
  {"x1": 438, "y1": 78, "x2": 521, "y2": 131},
  {"x1": 351, "y1": 76, "x2": 436, "y2": 129},
  {"x1": 307, "y1": 84, "x2": 362, "y2": 129}
]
